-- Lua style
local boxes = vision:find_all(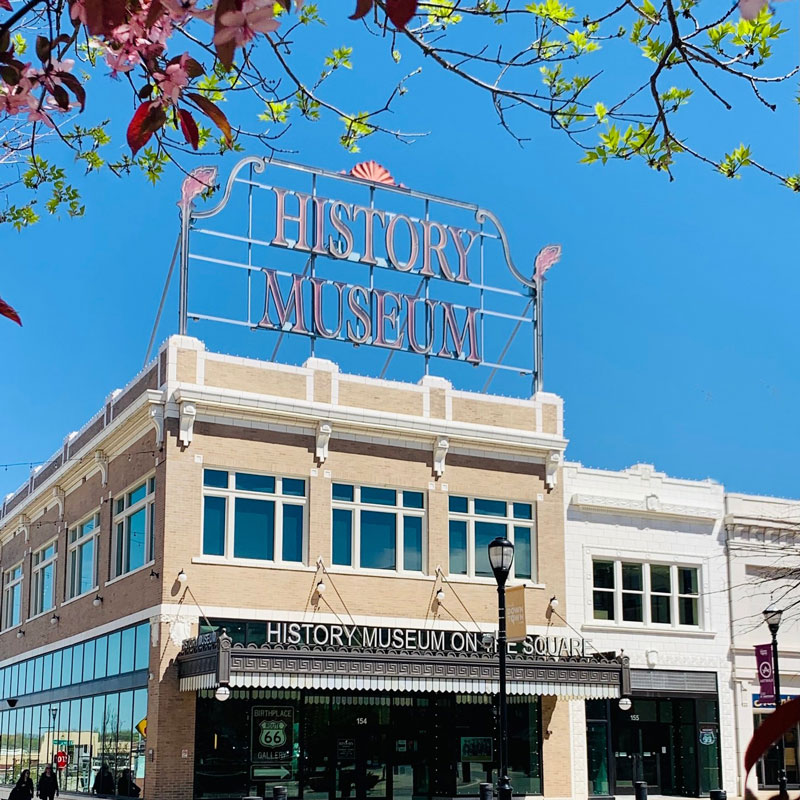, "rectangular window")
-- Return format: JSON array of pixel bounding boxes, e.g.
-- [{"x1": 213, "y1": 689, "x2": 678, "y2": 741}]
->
[
  {"x1": 447, "y1": 497, "x2": 536, "y2": 581},
  {"x1": 202, "y1": 469, "x2": 306, "y2": 563},
  {"x1": 67, "y1": 513, "x2": 100, "y2": 600},
  {"x1": 331, "y1": 484, "x2": 426, "y2": 572},
  {"x1": 31, "y1": 541, "x2": 57, "y2": 617},
  {"x1": 112, "y1": 476, "x2": 156, "y2": 578},
  {"x1": 592, "y1": 559, "x2": 701, "y2": 628},
  {"x1": 2, "y1": 564, "x2": 23, "y2": 630}
]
